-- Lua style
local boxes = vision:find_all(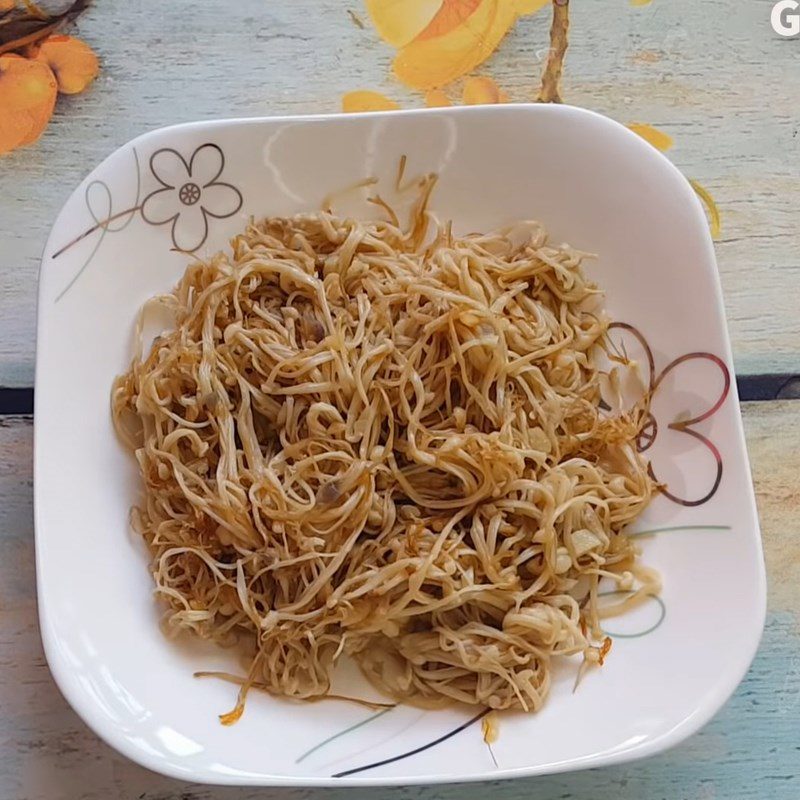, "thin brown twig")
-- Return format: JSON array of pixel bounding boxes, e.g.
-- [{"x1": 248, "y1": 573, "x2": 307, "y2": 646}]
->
[
  {"x1": 0, "y1": 0, "x2": 90, "y2": 56},
  {"x1": 0, "y1": 18, "x2": 59, "y2": 53},
  {"x1": 537, "y1": 0, "x2": 569, "y2": 103}
]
